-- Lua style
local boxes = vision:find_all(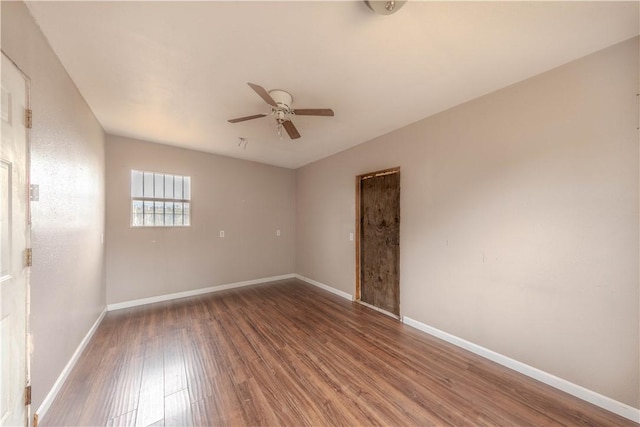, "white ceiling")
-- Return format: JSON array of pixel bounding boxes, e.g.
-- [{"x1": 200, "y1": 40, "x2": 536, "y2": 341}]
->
[{"x1": 26, "y1": 1, "x2": 639, "y2": 169}]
